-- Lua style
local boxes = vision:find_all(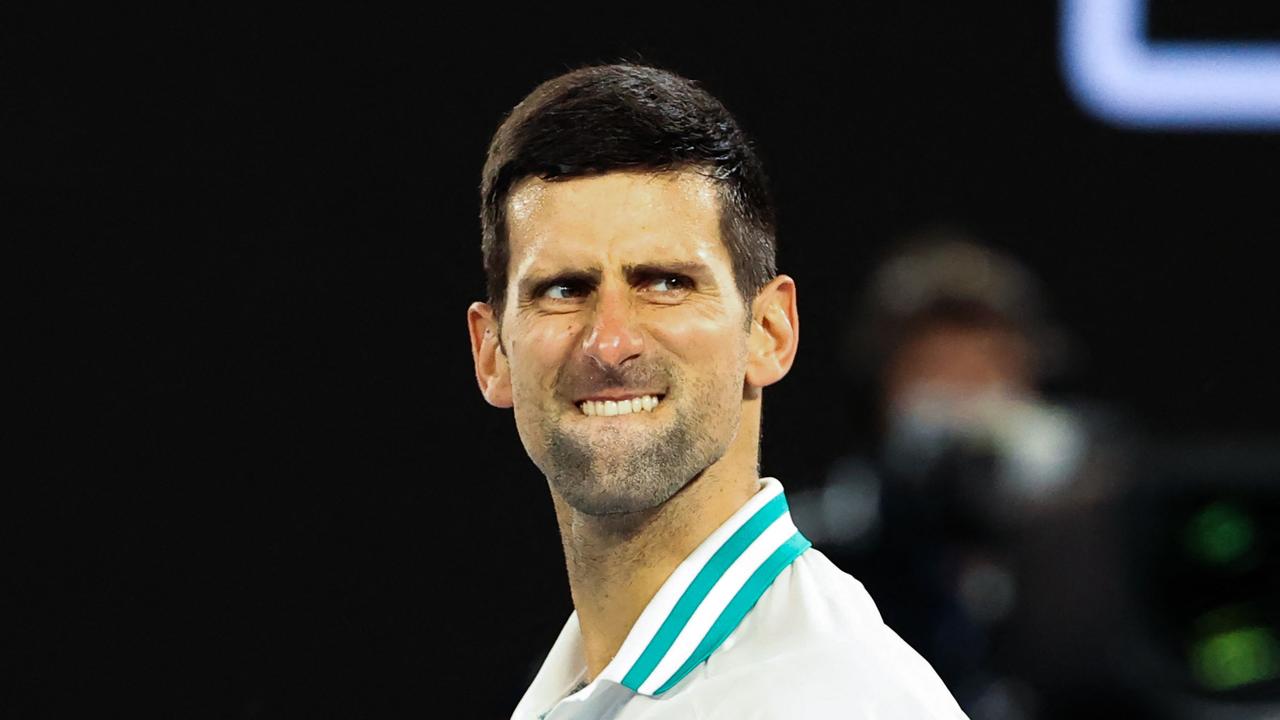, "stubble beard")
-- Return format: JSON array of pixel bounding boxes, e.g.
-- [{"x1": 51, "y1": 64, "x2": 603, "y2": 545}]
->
[{"x1": 540, "y1": 377, "x2": 739, "y2": 517}]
